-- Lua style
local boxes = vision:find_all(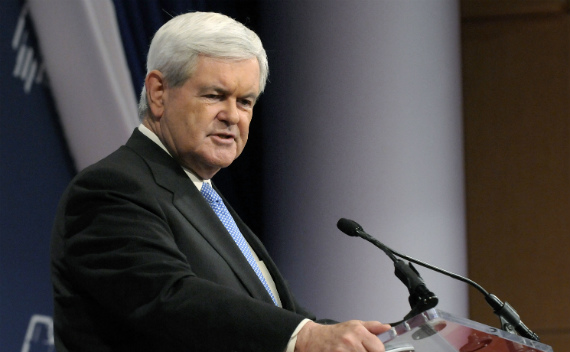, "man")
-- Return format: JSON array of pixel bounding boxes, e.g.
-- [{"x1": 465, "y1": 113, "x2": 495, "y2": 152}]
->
[{"x1": 51, "y1": 12, "x2": 390, "y2": 351}]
